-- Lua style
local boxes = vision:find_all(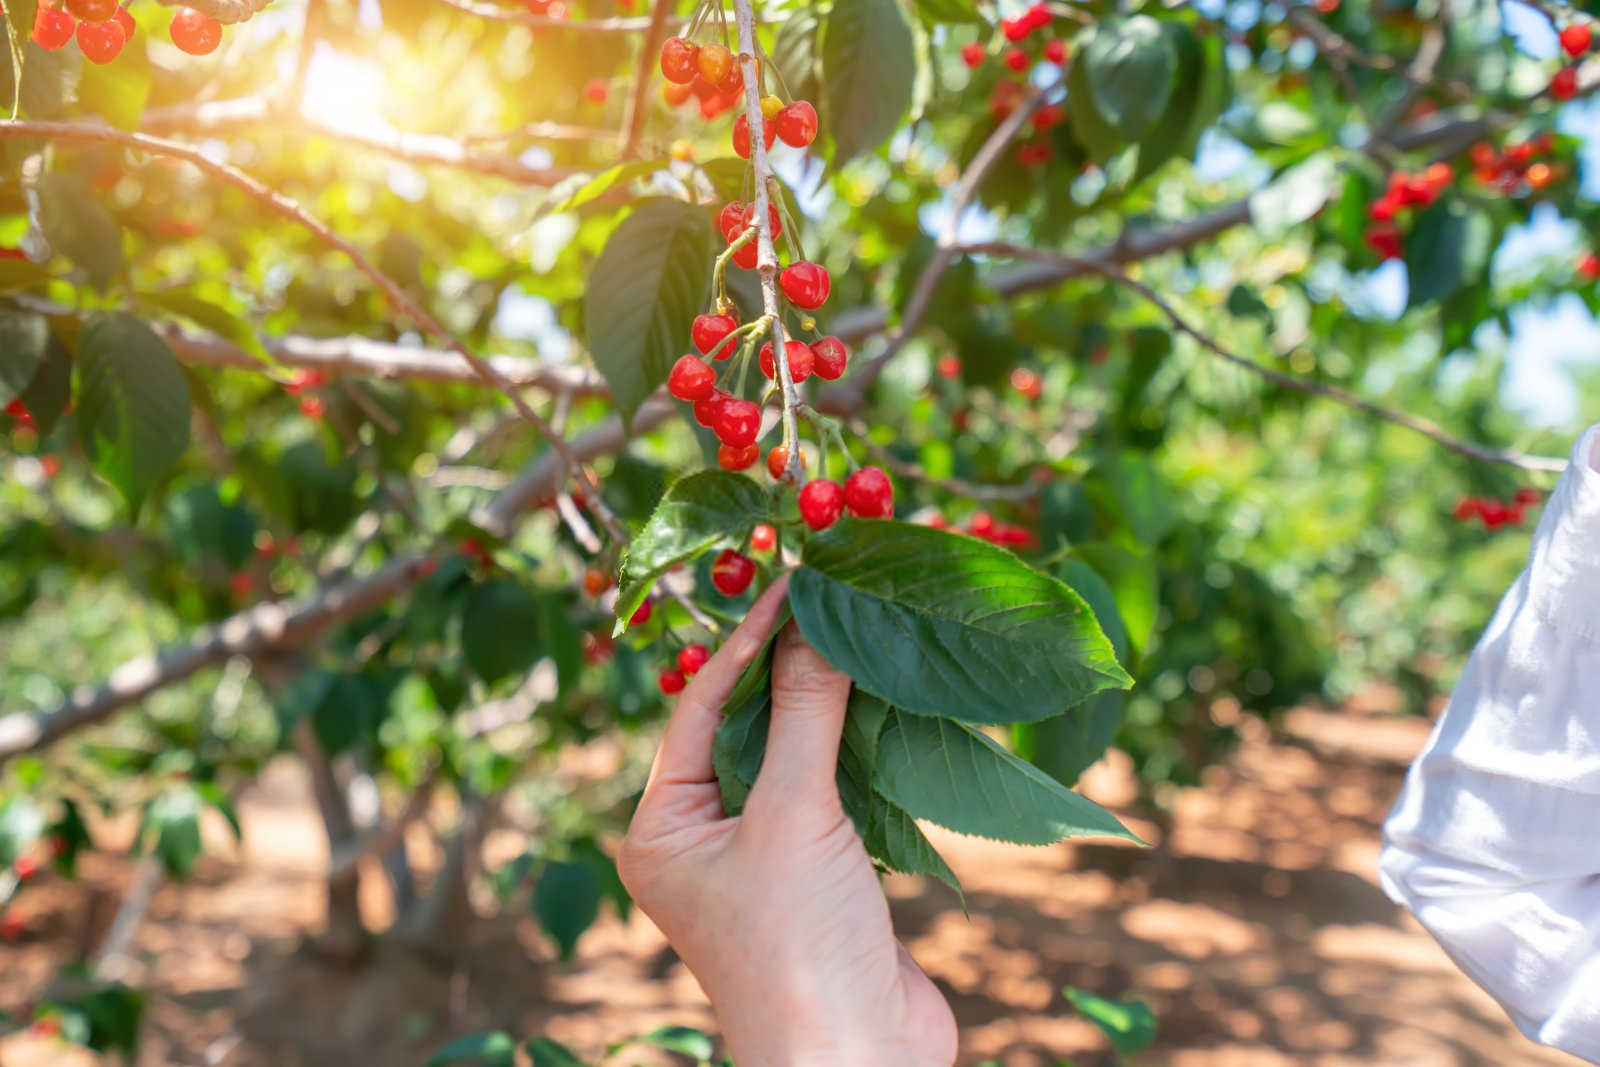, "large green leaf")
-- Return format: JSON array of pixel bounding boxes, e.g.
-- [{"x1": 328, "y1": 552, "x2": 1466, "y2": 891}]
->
[
  {"x1": 1405, "y1": 200, "x2": 1493, "y2": 309},
  {"x1": 875, "y1": 709, "x2": 1140, "y2": 845},
  {"x1": 143, "y1": 290, "x2": 271, "y2": 366},
  {"x1": 18, "y1": 330, "x2": 71, "y2": 437},
  {"x1": 166, "y1": 484, "x2": 258, "y2": 571},
  {"x1": 522, "y1": 1037, "x2": 586, "y2": 1067},
  {"x1": 616, "y1": 471, "x2": 774, "y2": 630},
  {"x1": 274, "y1": 440, "x2": 359, "y2": 535},
  {"x1": 544, "y1": 158, "x2": 666, "y2": 216},
  {"x1": 75, "y1": 311, "x2": 191, "y2": 516},
  {"x1": 1016, "y1": 560, "x2": 1131, "y2": 788},
  {"x1": 908, "y1": 0, "x2": 980, "y2": 24},
  {"x1": 1080, "y1": 16, "x2": 1174, "y2": 140},
  {"x1": 34, "y1": 171, "x2": 121, "y2": 290},
  {"x1": 0, "y1": 308, "x2": 48, "y2": 405},
  {"x1": 533, "y1": 859, "x2": 601, "y2": 962},
  {"x1": 1, "y1": 0, "x2": 35, "y2": 118},
  {"x1": 771, "y1": 8, "x2": 823, "y2": 103},
  {"x1": 1063, "y1": 987, "x2": 1158, "y2": 1055},
  {"x1": 790, "y1": 520, "x2": 1131, "y2": 724},
  {"x1": 461, "y1": 578, "x2": 543, "y2": 685},
  {"x1": 821, "y1": 0, "x2": 916, "y2": 164},
  {"x1": 1088, "y1": 452, "x2": 1177, "y2": 547},
  {"x1": 0, "y1": 39, "x2": 79, "y2": 118},
  {"x1": 1074, "y1": 541, "x2": 1158, "y2": 657},
  {"x1": 583, "y1": 199, "x2": 713, "y2": 427}
]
